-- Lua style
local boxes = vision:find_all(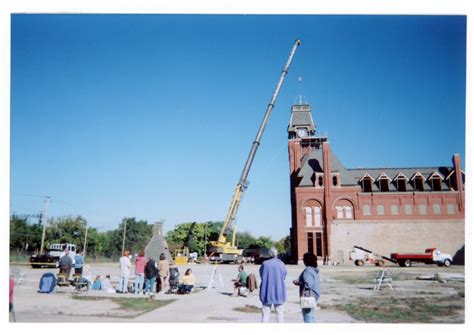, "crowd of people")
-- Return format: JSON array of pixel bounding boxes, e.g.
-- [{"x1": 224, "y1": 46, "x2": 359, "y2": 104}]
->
[
  {"x1": 53, "y1": 246, "x2": 320, "y2": 323},
  {"x1": 56, "y1": 249, "x2": 194, "y2": 296}
]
